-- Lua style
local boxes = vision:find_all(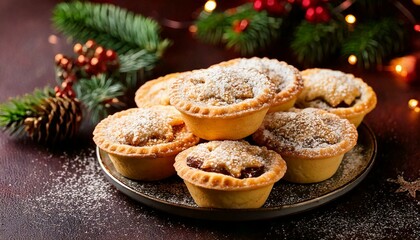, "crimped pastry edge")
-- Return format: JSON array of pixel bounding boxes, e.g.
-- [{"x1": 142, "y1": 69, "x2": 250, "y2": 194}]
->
[
  {"x1": 252, "y1": 108, "x2": 358, "y2": 159},
  {"x1": 169, "y1": 68, "x2": 275, "y2": 118},
  {"x1": 299, "y1": 68, "x2": 377, "y2": 118},
  {"x1": 134, "y1": 72, "x2": 186, "y2": 108},
  {"x1": 173, "y1": 142, "x2": 287, "y2": 191},
  {"x1": 215, "y1": 57, "x2": 304, "y2": 106},
  {"x1": 93, "y1": 107, "x2": 200, "y2": 157}
]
